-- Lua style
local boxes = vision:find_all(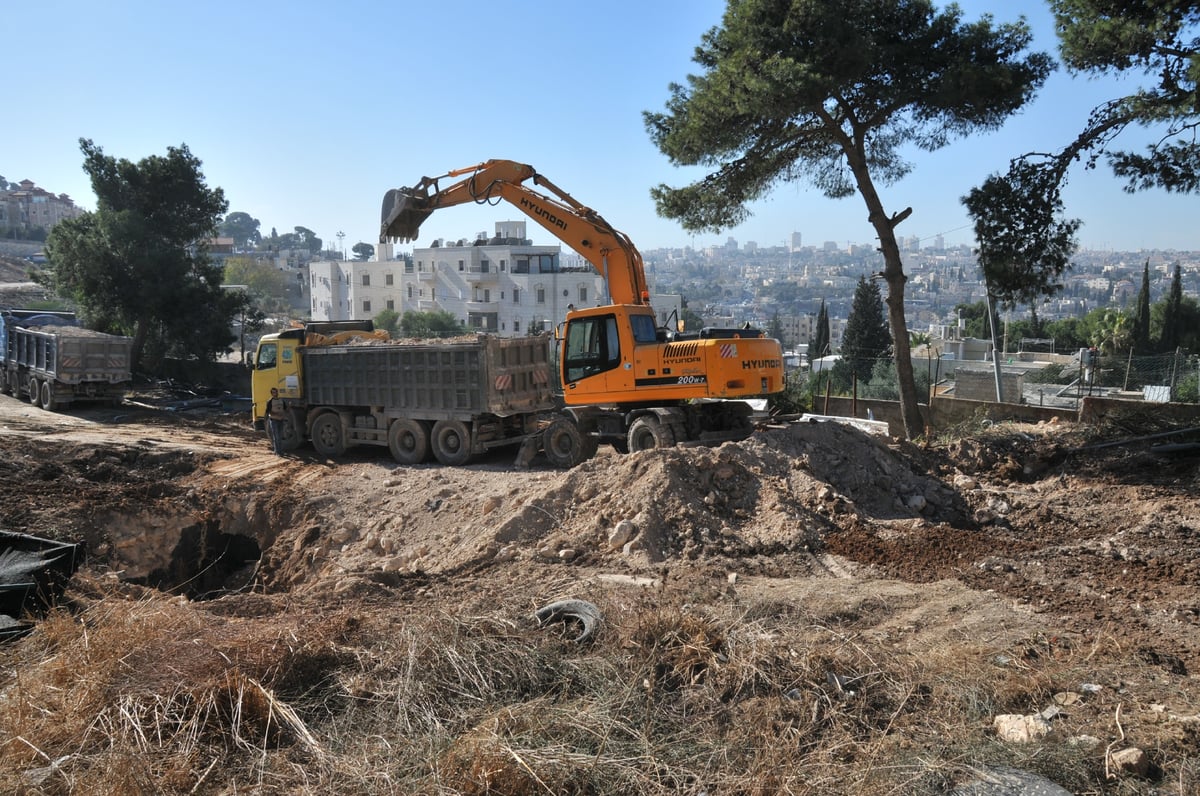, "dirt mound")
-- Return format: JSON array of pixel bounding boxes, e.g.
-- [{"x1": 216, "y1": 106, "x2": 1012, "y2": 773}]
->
[{"x1": 252, "y1": 420, "x2": 972, "y2": 594}]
